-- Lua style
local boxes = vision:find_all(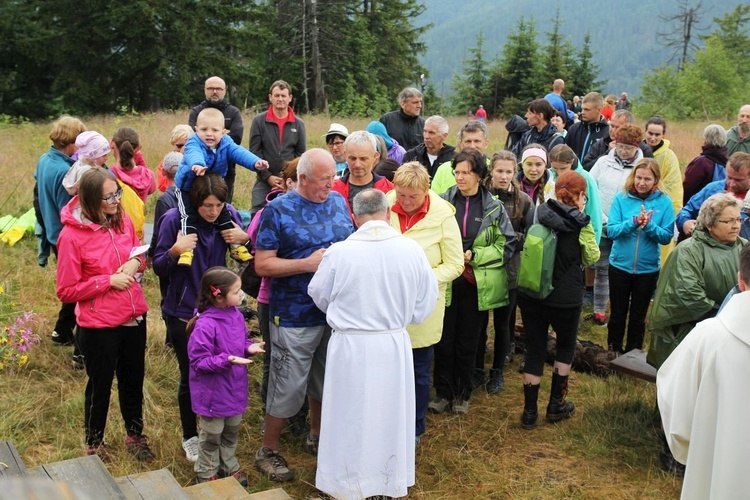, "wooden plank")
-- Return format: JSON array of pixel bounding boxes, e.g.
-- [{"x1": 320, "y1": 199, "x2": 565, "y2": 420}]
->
[
  {"x1": 0, "y1": 441, "x2": 27, "y2": 478},
  {"x1": 31, "y1": 454, "x2": 126, "y2": 499},
  {"x1": 184, "y1": 477, "x2": 251, "y2": 499},
  {"x1": 115, "y1": 468, "x2": 189, "y2": 499},
  {"x1": 609, "y1": 349, "x2": 657, "y2": 383},
  {"x1": 248, "y1": 488, "x2": 293, "y2": 500},
  {"x1": 0, "y1": 477, "x2": 91, "y2": 499}
]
